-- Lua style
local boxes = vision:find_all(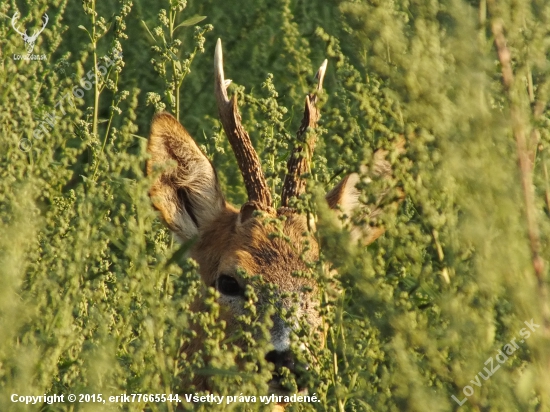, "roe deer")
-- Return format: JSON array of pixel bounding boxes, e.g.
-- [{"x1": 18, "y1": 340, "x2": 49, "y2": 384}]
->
[{"x1": 147, "y1": 39, "x2": 400, "y2": 399}]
